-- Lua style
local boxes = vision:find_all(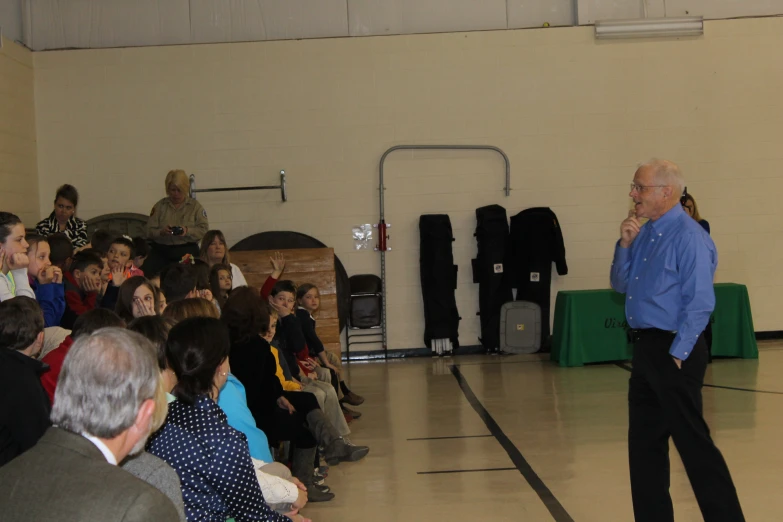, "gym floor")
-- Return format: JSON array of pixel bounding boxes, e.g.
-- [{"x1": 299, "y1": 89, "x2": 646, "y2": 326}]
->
[{"x1": 306, "y1": 342, "x2": 782, "y2": 521}]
